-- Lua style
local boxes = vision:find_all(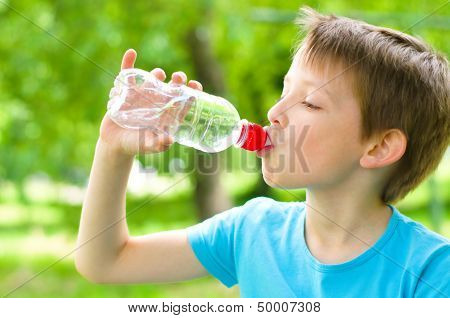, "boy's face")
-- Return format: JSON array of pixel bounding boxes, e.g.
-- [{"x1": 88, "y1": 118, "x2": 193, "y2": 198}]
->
[{"x1": 261, "y1": 52, "x2": 367, "y2": 190}]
